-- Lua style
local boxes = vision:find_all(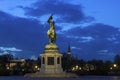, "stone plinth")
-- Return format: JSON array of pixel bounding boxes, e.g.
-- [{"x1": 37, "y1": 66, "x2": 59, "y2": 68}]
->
[
  {"x1": 40, "y1": 43, "x2": 63, "y2": 74},
  {"x1": 24, "y1": 43, "x2": 78, "y2": 78}
]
